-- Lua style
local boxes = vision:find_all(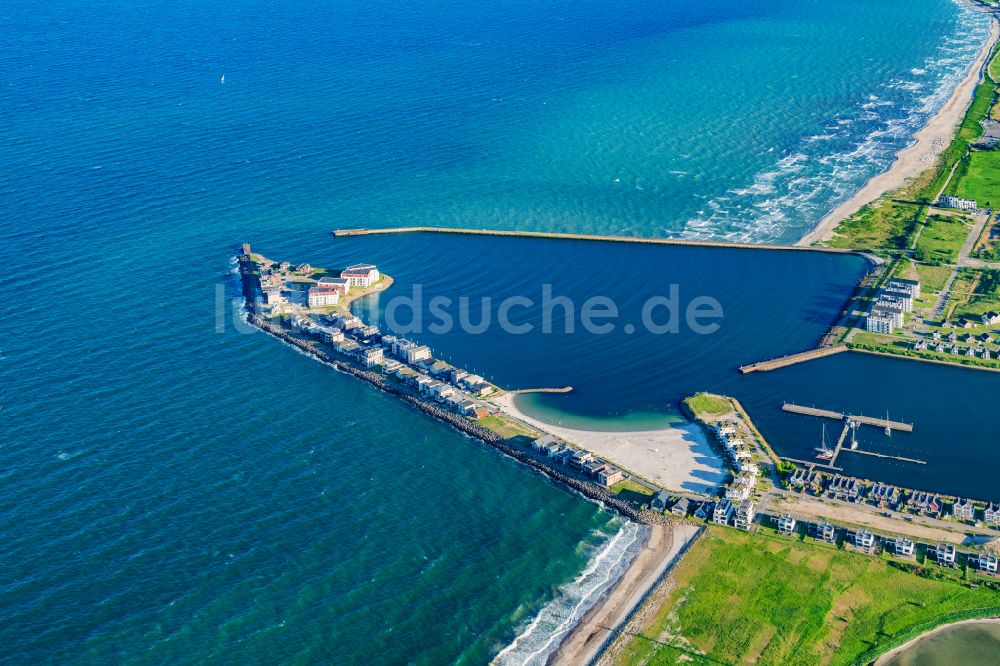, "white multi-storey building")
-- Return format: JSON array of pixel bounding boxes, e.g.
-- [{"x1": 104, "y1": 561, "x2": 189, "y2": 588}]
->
[
  {"x1": 938, "y1": 195, "x2": 977, "y2": 212},
  {"x1": 866, "y1": 312, "x2": 895, "y2": 334},
  {"x1": 887, "y1": 277, "x2": 921, "y2": 300},
  {"x1": 308, "y1": 287, "x2": 340, "y2": 308},
  {"x1": 316, "y1": 276, "x2": 351, "y2": 294},
  {"x1": 341, "y1": 264, "x2": 380, "y2": 288},
  {"x1": 403, "y1": 344, "x2": 432, "y2": 364}
]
